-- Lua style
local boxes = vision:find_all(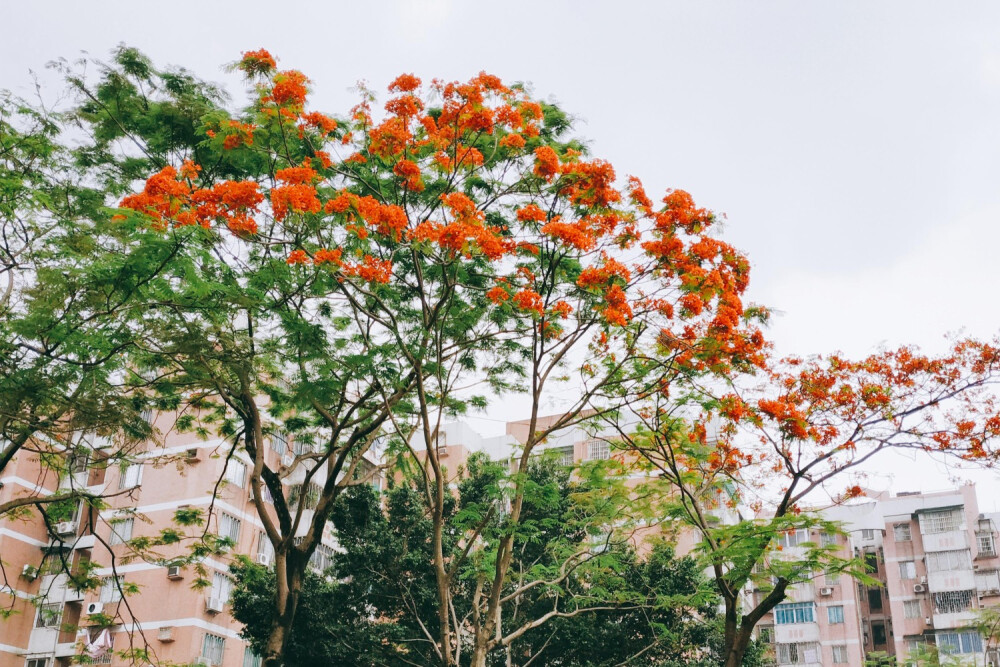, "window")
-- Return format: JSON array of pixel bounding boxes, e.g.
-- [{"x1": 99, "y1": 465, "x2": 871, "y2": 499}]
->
[
  {"x1": 868, "y1": 587, "x2": 882, "y2": 611},
  {"x1": 211, "y1": 572, "x2": 233, "y2": 603},
  {"x1": 932, "y1": 589, "x2": 975, "y2": 614},
  {"x1": 827, "y1": 605, "x2": 844, "y2": 624},
  {"x1": 758, "y1": 625, "x2": 774, "y2": 644},
  {"x1": 831, "y1": 645, "x2": 848, "y2": 664},
  {"x1": 776, "y1": 642, "x2": 819, "y2": 664},
  {"x1": 69, "y1": 449, "x2": 90, "y2": 474},
  {"x1": 825, "y1": 569, "x2": 840, "y2": 585},
  {"x1": 109, "y1": 517, "x2": 134, "y2": 546},
  {"x1": 894, "y1": 523, "x2": 912, "y2": 542},
  {"x1": 26, "y1": 660, "x2": 50, "y2": 667},
  {"x1": 861, "y1": 529, "x2": 875, "y2": 540},
  {"x1": 117, "y1": 463, "x2": 142, "y2": 489},
  {"x1": 288, "y1": 483, "x2": 321, "y2": 510},
  {"x1": 777, "y1": 529, "x2": 810, "y2": 549},
  {"x1": 293, "y1": 438, "x2": 312, "y2": 457},
  {"x1": 243, "y1": 649, "x2": 263, "y2": 667},
  {"x1": 587, "y1": 439, "x2": 610, "y2": 460},
  {"x1": 553, "y1": 445, "x2": 575, "y2": 466},
  {"x1": 872, "y1": 622, "x2": 887, "y2": 646},
  {"x1": 978, "y1": 531, "x2": 997, "y2": 558},
  {"x1": 270, "y1": 430, "x2": 287, "y2": 454},
  {"x1": 975, "y1": 569, "x2": 1000, "y2": 592},
  {"x1": 99, "y1": 576, "x2": 123, "y2": 602},
  {"x1": 820, "y1": 532, "x2": 837, "y2": 547},
  {"x1": 35, "y1": 602, "x2": 62, "y2": 628},
  {"x1": 202, "y1": 633, "x2": 226, "y2": 665},
  {"x1": 257, "y1": 530, "x2": 275, "y2": 562},
  {"x1": 926, "y1": 549, "x2": 972, "y2": 572},
  {"x1": 309, "y1": 544, "x2": 335, "y2": 572},
  {"x1": 898, "y1": 560, "x2": 916, "y2": 580},
  {"x1": 774, "y1": 602, "x2": 815, "y2": 625},
  {"x1": 935, "y1": 631, "x2": 983, "y2": 655},
  {"x1": 904, "y1": 599, "x2": 921, "y2": 619},
  {"x1": 224, "y1": 459, "x2": 246, "y2": 488},
  {"x1": 865, "y1": 552, "x2": 880, "y2": 575},
  {"x1": 920, "y1": 509, "x2": 962, "y2": 534},
  {"x1": 218, "y1": 513, "x2": 241, "y2": 543}
]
